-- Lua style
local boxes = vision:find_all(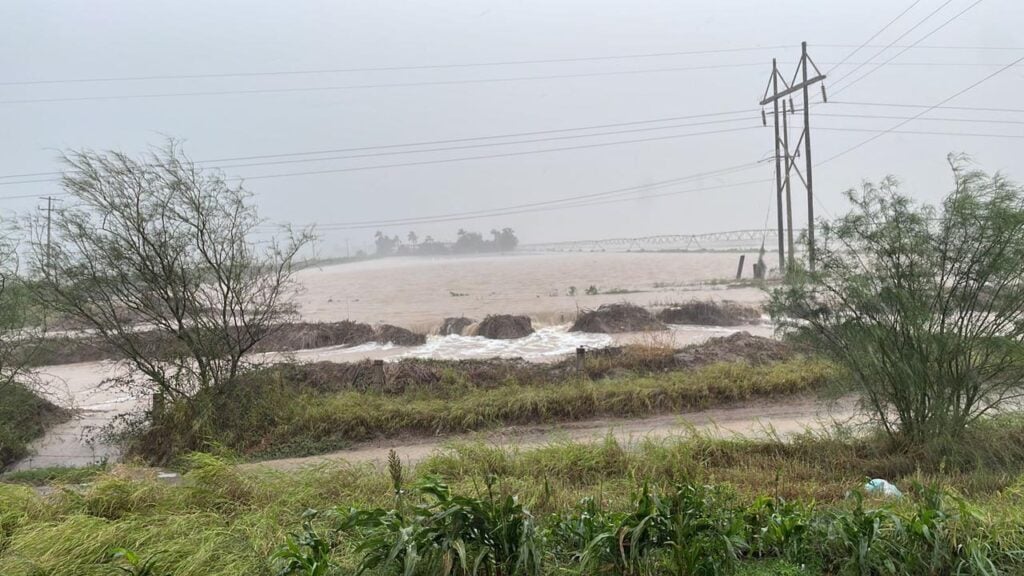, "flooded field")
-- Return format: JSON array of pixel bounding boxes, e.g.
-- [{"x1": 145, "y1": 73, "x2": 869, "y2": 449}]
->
[
  {"x1": 14, "y1": 251, "x2": 771, "y2": 470},
  {"x1": 295, "y1": 251, "x2": 764, "y2": 329}
]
